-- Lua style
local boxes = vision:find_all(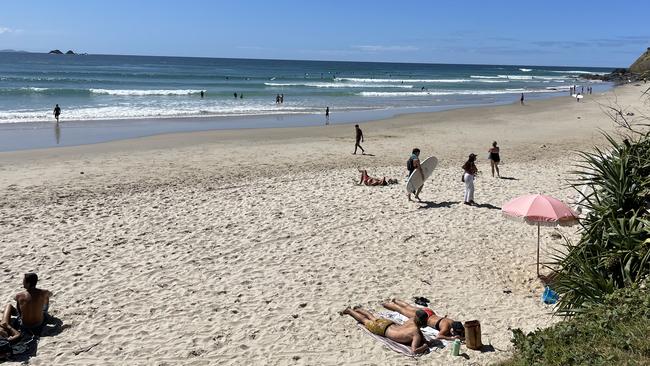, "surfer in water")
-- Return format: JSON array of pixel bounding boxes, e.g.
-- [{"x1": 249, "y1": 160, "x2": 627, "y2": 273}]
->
[
  {"x1": 53, "y1": 104, "x2": 61, "y2": 123},
  {"x1": 407, "y1": 148, "x2": 425, "y2": 202}
]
